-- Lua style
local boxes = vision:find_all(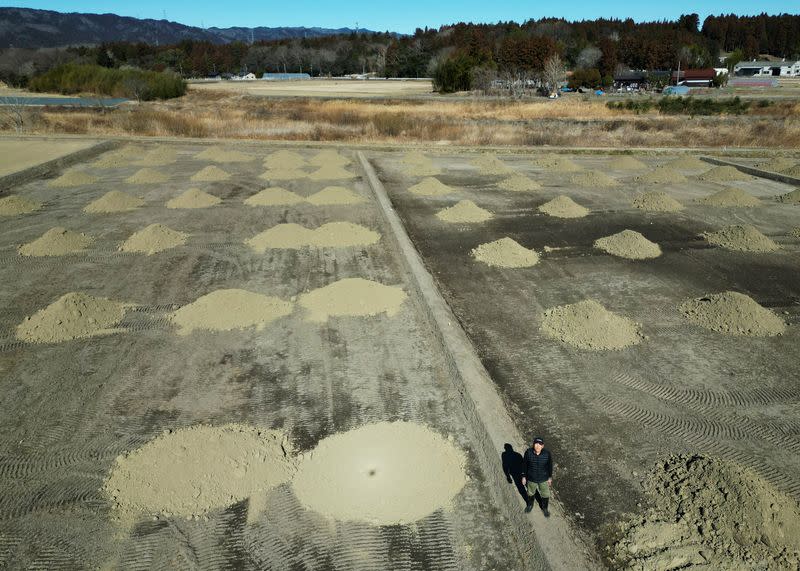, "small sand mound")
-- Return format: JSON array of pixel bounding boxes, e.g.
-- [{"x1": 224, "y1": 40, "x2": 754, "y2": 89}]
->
[
  {"x1": 777, "y1": 189, "x2": 800, "y2": 203},
  {"x1": 678, "y1": 291, "x2": 786, "y2": 336},
  {"x1": 791, "y1": 227, "x2": 800, "y2": 238},
  {"x1": 264, "y1": 150, "x2": 307, "y2": 170},
  {"x1": 534, "y1": 154, "x2": 582, "y2": 172},
  {"x1": 612, "y1": 454, "x2": 800, "y2": 570},
  {"x1": 166, "y1": 188, "x2": 221, "y2": 209},
  {"x1": 697, "y1": 187, "x2": 760, "y2": 207},
  {"x1": 16, "y1": 292, "x2": 128, "y2": 344},
  {"x1": 538, "y1": 195, "x2": 589, "y2": 218},
  {"x1": 92, "y1": 147, "x2": 138, "y2": 168},
  {"x1": 540, "y1": 300, "x2": 644, "y2": 350},
  {"x1": 635, "y1": 167, "x2": 687, "y2": 184},
  {"x1": 471, "y1": 237, "x2": 539, "y2": 268},
  {"x1": 698, "y1": 165, "x2": 753, "y2": 182},
  {"x1": 137, "y1": 146, "x2": 177, "y2": 166},
  {"x1": 436, "y1": 200, "x2": 493, "y2": 223},
  {"x1": 292, "y1": 422, "x2": 466, "y2": 525},
  {"x1": 126, "y1": 168, "x2": 168, "y2": 184},
  {"x1": 472, "y1": 154, "x2": 513, "y2": 175},
  {"x1": 170, "y1": 290, "x2": 293, "y2": 335},
  {"x1": 703, "y1": 224, "x2": 779, "y2": 252},
  {"x1": 307, "y1": 165, "x2": 357, "y2": 181},
  {"x1": 260, "y1": 168, "x2": 308, "y2": 181},
  {"x1": 299, "y1": 278, "x2": 407, "y2": 322},
  {"x1": 19, "y1": 227, "x2": 92, "y2": 257},
  {"x1": 119, "y1": 224, "x2": 188, "y2": 256},
  {"x1": 753, "y1": 157, "x2": 796, "y2": 173},
  {"x1": 665, "y1": 156, "x2": 709, "y2": 171},
  {"x1": 401, "y1": 151, "x2": 440, "y2": 176},
  {"x1": 306, "y1": 186, "x2": 364, "y2": 205},
  {"x1": 191, "y1": 165, "x2": 230, "y2": 182},
  {"x1": 569, "y1": 170, "x2": 617, "y2": 188},
  {"x1": 84, "y1": 191, "x2": 144, "y2": 214},
  {"x1": 49, "y1": 170, "x2": 97, "y2": 187},
  {"x1": 632, "y1": 191, "x2": 684, "y2": 212},
  {"x1": 246, "y1": 222, "x2": 380, "y2": 252},
  {"x1": 104, "y1": 424, "x2": 295, "y2": 519},
  {"x1": 608, "y1": 156, "x2": 648, "y2": 170},
  {"x1": 409, "y1": 177, "x2": 455, "y2": 196},
  {"x1": 497, "y1": 175, "x2": 541, "y2": 192},
  {"x1": 0, "y1": 195, "x2": 42, "y2": 216},
  {"x1": 781, "y1": 164, "x2": 800, "y2": 178},
  {"x1": 195, "y1": 147, "x2": 253, "y2": 163},
  {"x1": 594, "y1": 230, "x2": 661, "y2": 260},
  {"x1": 245, "y1": 187, "x2": 305, "y2": 207},
  {"x1": 309, "y1": 149, "x2": 350, "y2": 167}
]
